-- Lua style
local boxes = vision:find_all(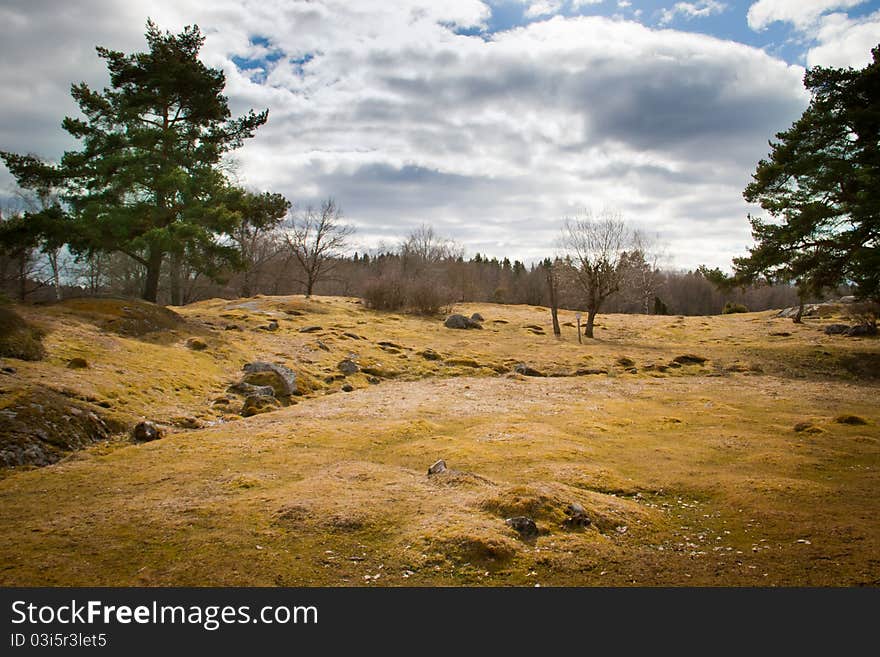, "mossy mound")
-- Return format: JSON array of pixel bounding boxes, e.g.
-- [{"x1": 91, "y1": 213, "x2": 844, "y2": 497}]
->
[
  {"x1": 0, "y1": 385, "x2": 120, "y2": 467},
  {"x1": 0, "y1": 304, "x2": 45, "y2": 361},
  {"x1": 59, "y1": 297, "x2": 183, "y2": 337}
]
